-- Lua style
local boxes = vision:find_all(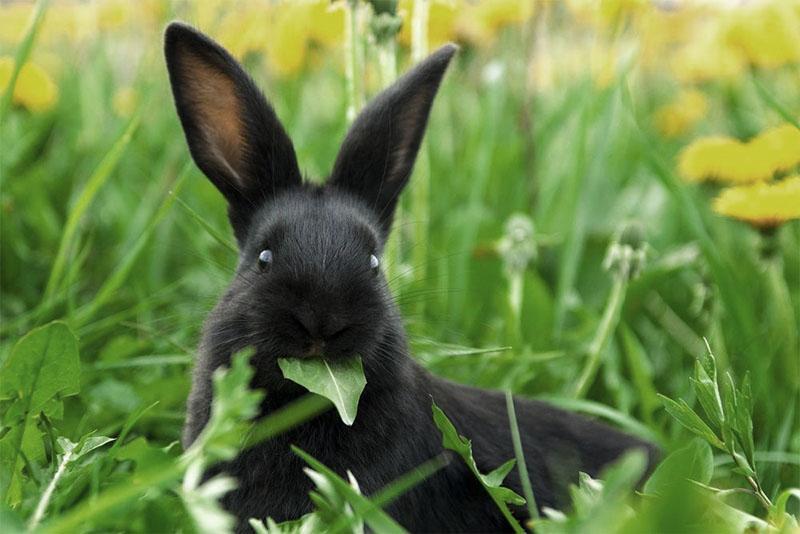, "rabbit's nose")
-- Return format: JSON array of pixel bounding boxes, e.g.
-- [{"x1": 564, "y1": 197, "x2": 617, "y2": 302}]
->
[
  {"x1": 293, "y1": 308, "x2": 345, "y2": 340},
  {"x1": 293, "y1": 309, "x2": 321, "y2": 339},
  {"x1": 305, "y1": 339, "x2": 325, "y2": 358}
]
